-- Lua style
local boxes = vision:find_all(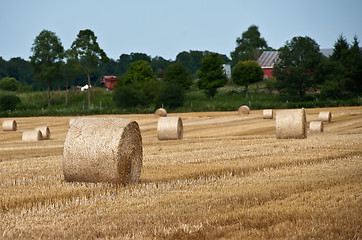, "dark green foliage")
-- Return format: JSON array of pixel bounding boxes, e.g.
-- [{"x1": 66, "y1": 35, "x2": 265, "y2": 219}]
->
[
  {"x1": 0, "y1": 77, "x2": 18, "y2": 91},
  {"x1": 231, "y1": 25, "x2": 271, "y2": 65},
  {"x1": 30, "y1": 29, "x2": 64, "y2": 107},
  {"x1": 164, "y1": 63, "x2": 192, "y2": 89},
  {"x1": 197, "y1": 53, "x2": 227, "y2": 98},
  {"x1": 155, "y1": 83, "x2": 185, "y2": 109},
  {"x1": 0, "y1": 95, "x2": 21, "y2": 111},
  {"x1": 113, "y1": 60, "x2": 159, "y2": 108},
  {"x1": 273, "y1": 36, "x2": 322, "y2": 98},
  {"x1": 232, "y1": 61, "x2": 263, "y2": 96}
]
